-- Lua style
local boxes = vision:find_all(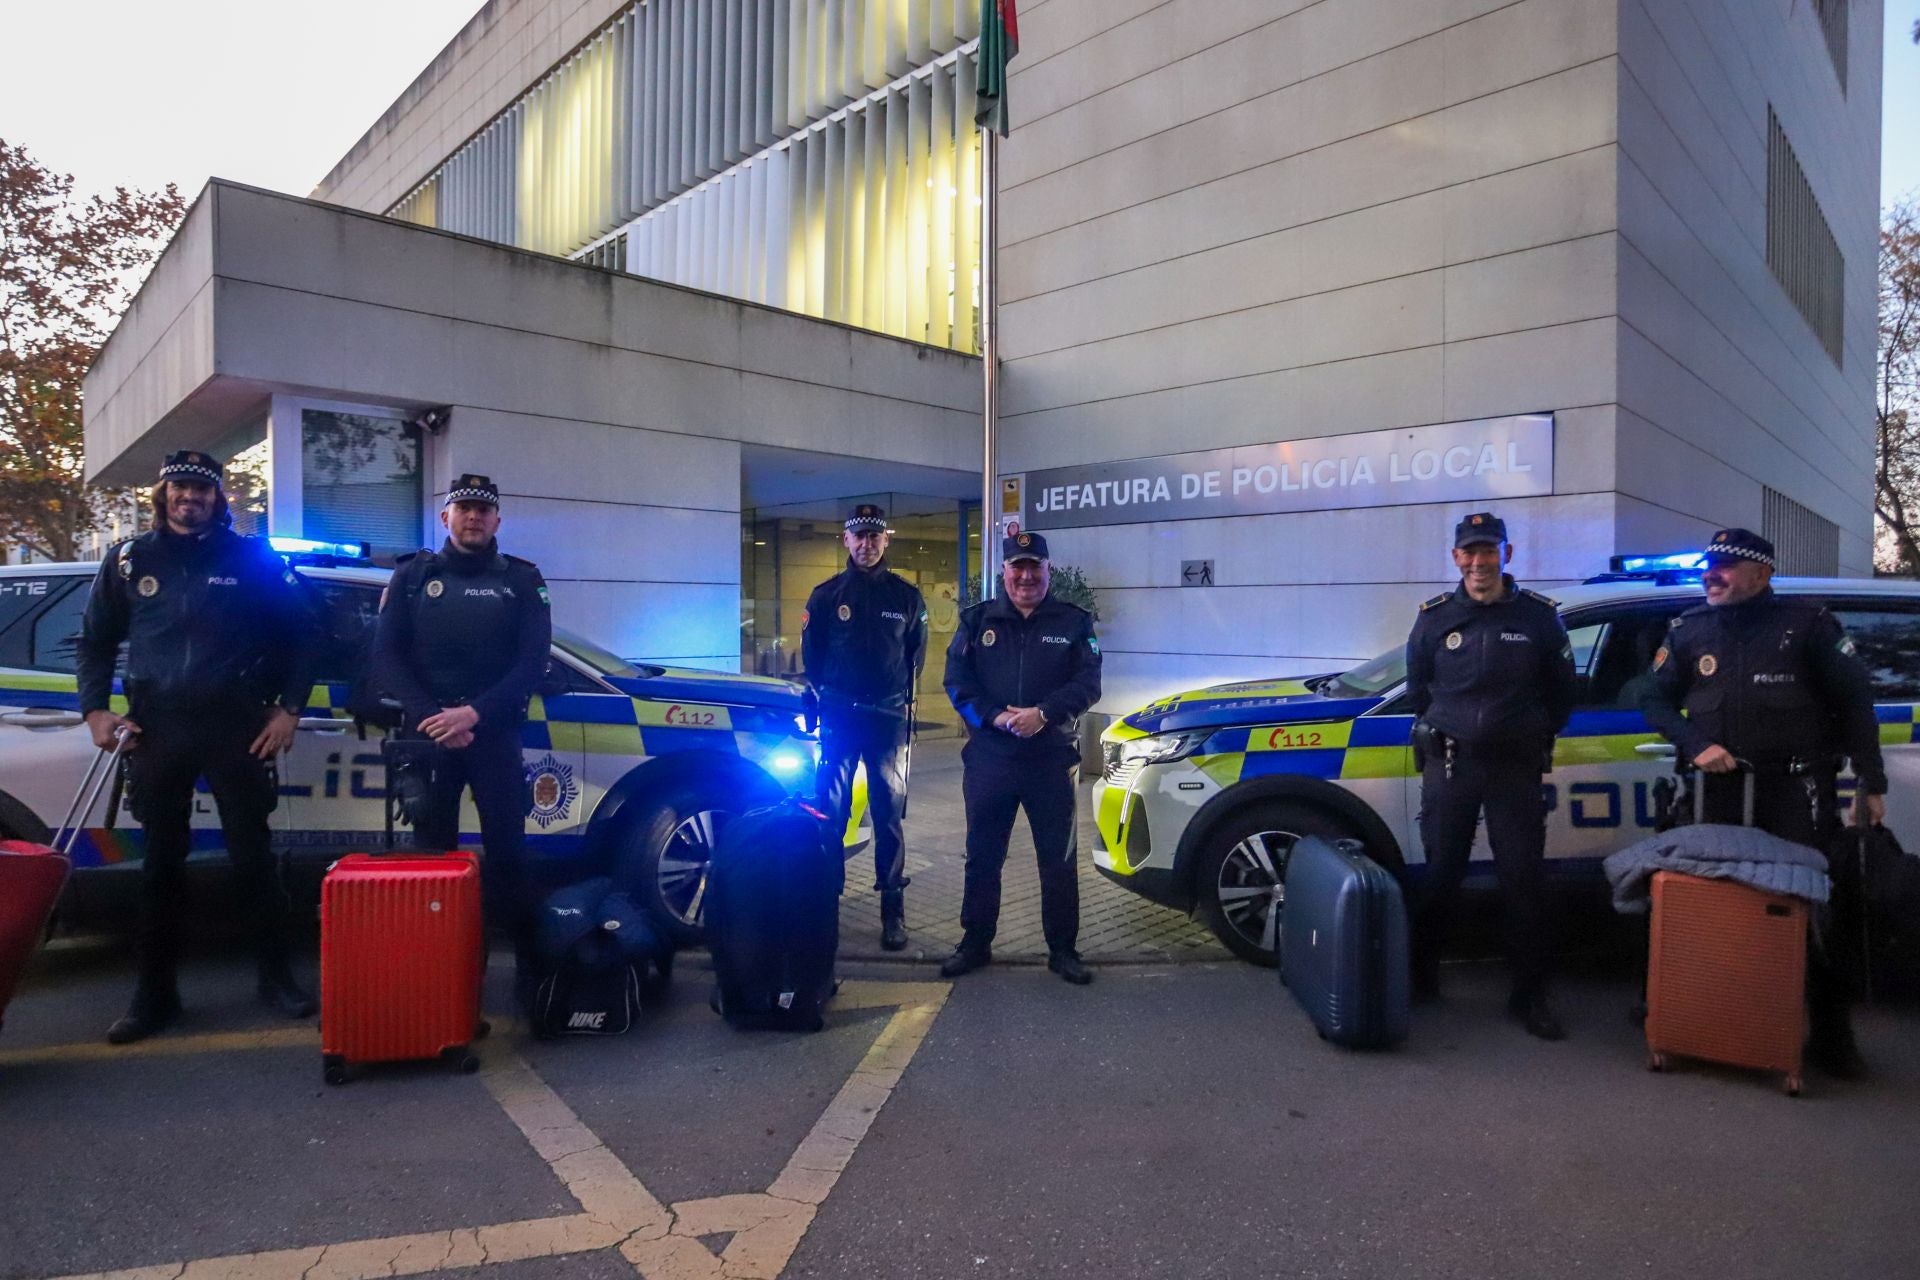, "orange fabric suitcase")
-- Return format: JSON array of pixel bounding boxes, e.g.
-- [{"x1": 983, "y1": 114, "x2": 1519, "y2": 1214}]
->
[
  {"x1": 1645, "y1": 869, "x2": 1807, "y2": 1095},
  {"x1": 320, "y1": 850, "x2": 485, "y2": 1085}
]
